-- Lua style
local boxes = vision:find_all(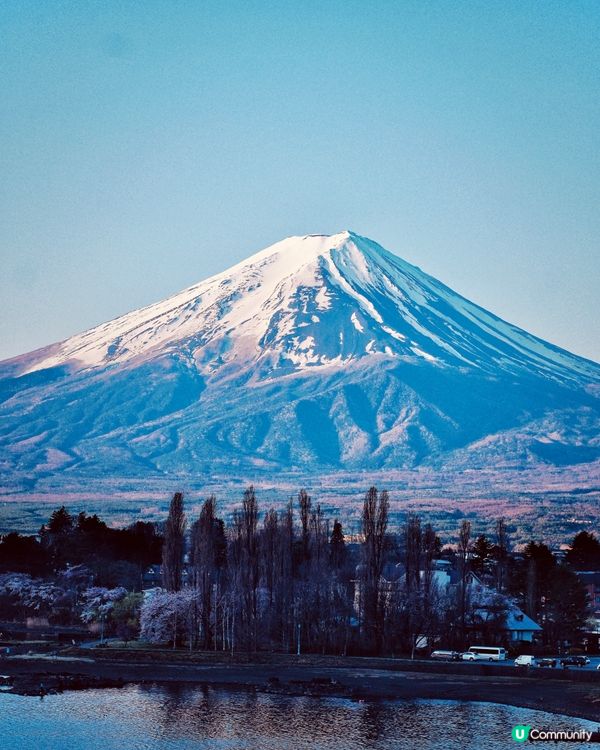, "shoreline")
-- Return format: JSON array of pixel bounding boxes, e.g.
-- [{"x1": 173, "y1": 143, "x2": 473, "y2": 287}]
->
[{"x1": 2, "y1": 654, "x2": 599, "y2": 722}]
